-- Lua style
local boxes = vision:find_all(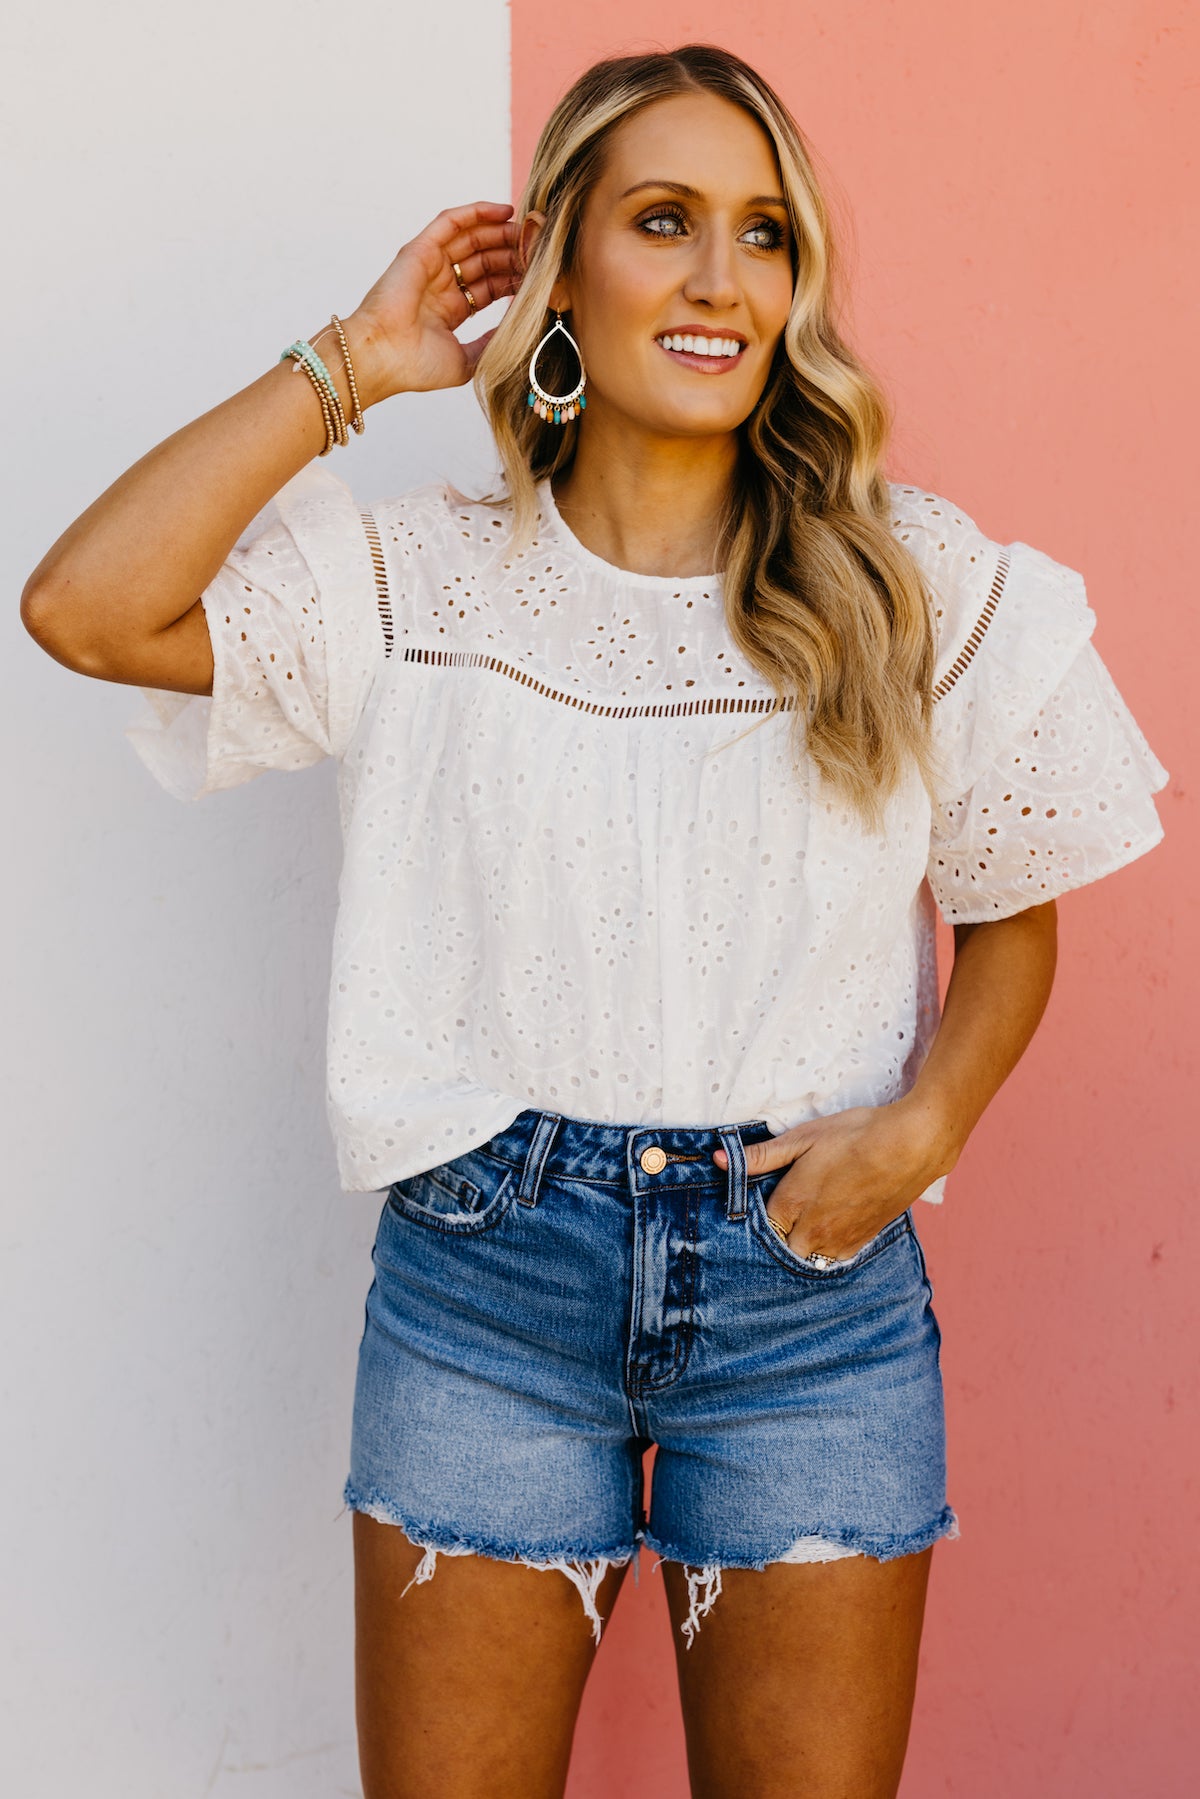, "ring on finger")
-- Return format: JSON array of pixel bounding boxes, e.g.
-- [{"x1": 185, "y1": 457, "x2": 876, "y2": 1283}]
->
[
  {"x1": 765, "y1": 1212, "x2": 842, "y2": 1266},
  {"x1": 451, "y1": 261, "x2": 478, "y2": 313}
]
